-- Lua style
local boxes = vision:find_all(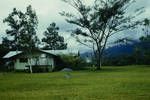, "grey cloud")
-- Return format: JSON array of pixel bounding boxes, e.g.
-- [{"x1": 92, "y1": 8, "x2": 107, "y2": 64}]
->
[{"x1": 0, "y1": 0, "x2": 150, "y2": 52}]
